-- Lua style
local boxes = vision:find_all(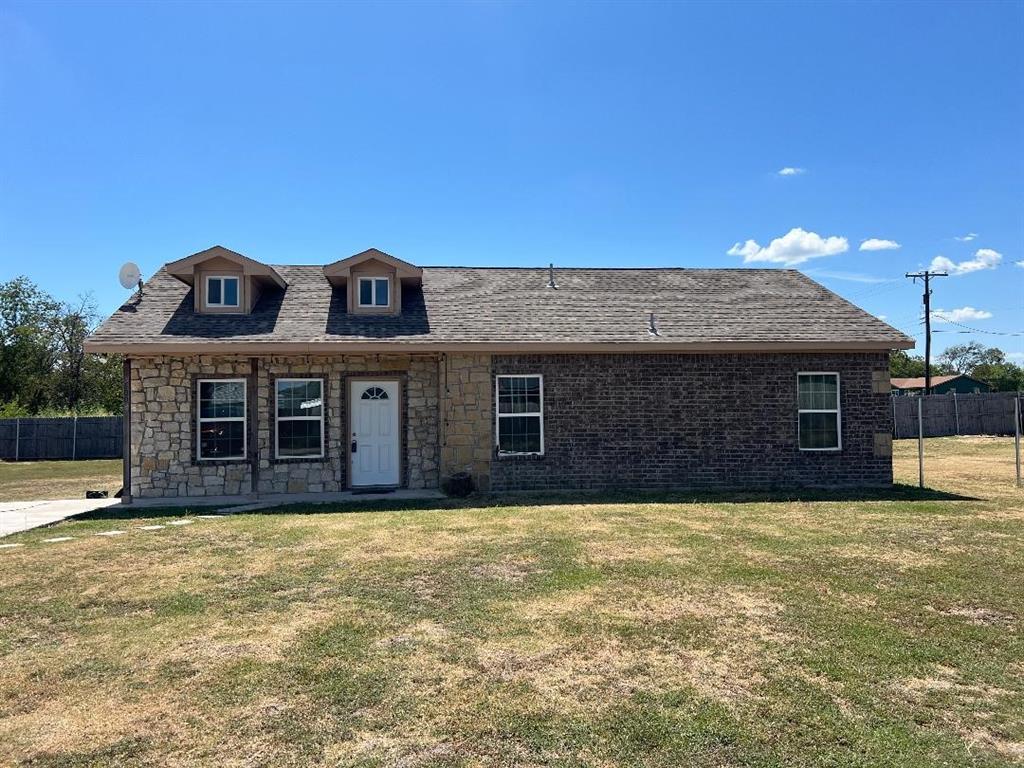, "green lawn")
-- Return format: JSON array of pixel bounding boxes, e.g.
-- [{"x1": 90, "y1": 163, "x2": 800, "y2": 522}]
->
[
  {"x1": 0, "y1": 438, "x2": 1021, "y2": 766},
  {"x1": 0, "y1": 459, "x2": 122, "y2": 501}
]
